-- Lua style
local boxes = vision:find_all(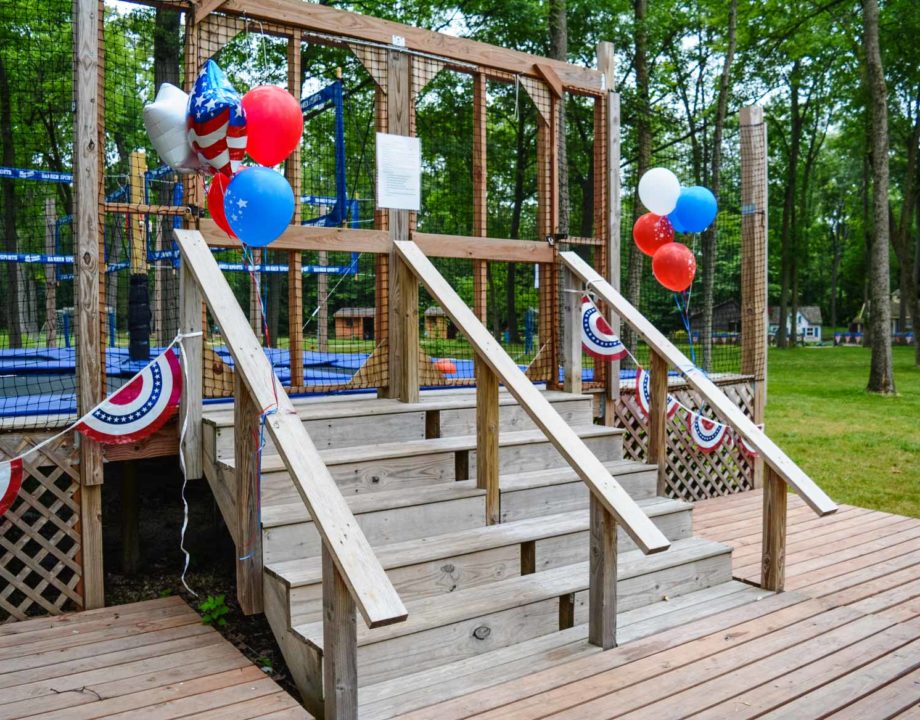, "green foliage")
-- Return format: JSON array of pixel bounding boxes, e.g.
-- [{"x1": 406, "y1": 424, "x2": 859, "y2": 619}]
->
[{"x1": 198, "y1": 594, "x2": 230, "y2": 628}]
